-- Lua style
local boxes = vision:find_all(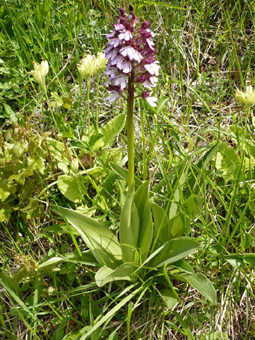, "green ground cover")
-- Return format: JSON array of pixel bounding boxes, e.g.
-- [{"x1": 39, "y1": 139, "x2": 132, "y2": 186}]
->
[{"x1": 1, "y1": 0, "x2": 255, "y2": 339}]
